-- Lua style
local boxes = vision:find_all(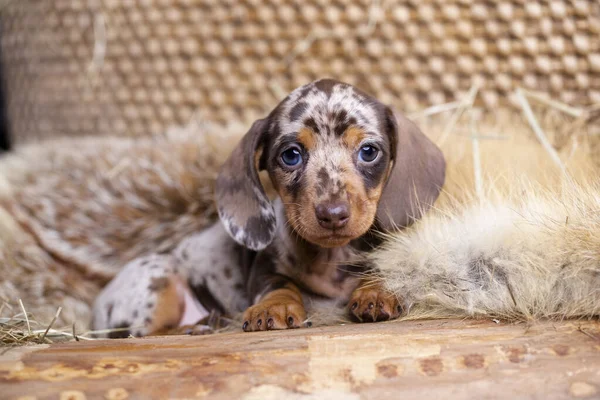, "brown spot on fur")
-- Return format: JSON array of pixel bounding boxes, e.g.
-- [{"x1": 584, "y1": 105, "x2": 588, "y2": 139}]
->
[
  {"x1": 333, "y1": 110, "x2": 350, "y2": 136},
  {"x1": 297, "y1": 127, "x2": 316, "y2": 150},
  {"x1": 316, "y1": 167, "x2": 333, "y2": 197},
  {"x1": 146, "y1": 276, "x2": 185, "y2": 334},
  {"x1": 462, "y1": 354, "x2": 485, "y2": 369},
  {"x1": 419, "y1": 357, "x2": 443, "y2": 376},
  {"x1": 304, "y1": 117, "x2": 319, "y2": 134},
  {"x1": 342, "y1": 126, "x2": 366, "y2": 149},
  {"x1": 148, "y1": 277, "x2": 170, "y2": 292},
  {"x1": 377, "y1": 363, "x2": 398, "y2": 378},
  {"x1": 289, "y1": 101, "x2": 308, "y2": 122},
  {"x1": 224, "y1": 267, "x2": 233, "y2": 279},
  {"x1": 314, "y1": 78, "x2": 338, "y2": 94}
]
